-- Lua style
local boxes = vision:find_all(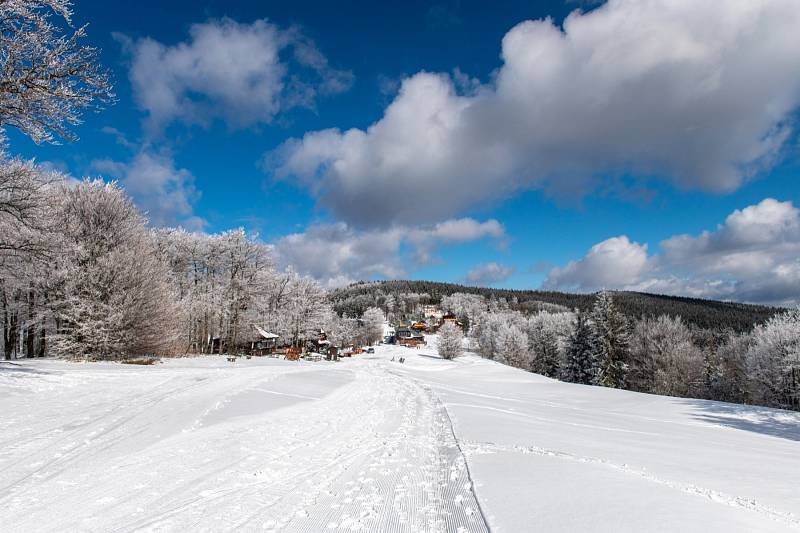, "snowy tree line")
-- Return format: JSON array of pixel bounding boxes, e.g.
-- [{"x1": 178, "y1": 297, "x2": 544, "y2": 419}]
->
[
  {"x1": 443, "y1": 291, "x2": 800, "y2": 411},
  {"x1": 0, "y1": 175, "x2": 382, "y2": 360},
  {"x1": 0, "y1": 171, "x2": 390, "y2": 360},
  {"x1": 330, "y1": 280, "x2": 779, "y2": 332}
]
